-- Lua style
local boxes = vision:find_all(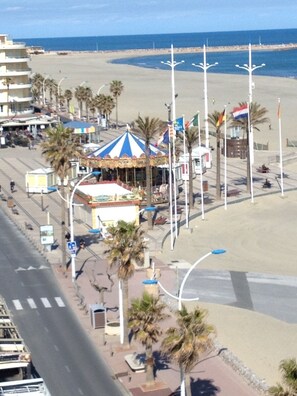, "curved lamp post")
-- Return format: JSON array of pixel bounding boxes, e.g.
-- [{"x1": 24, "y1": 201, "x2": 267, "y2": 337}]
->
[
  {"x1": 192, "y1": 45, "x2": 218, "y2": 149},
  {"x1": 69, "y1": 171, "x2": 100, "y2": 281},
  {"x1": 57, "y1": 77, "x2": 67, "y2": 111},
  {"x1": 178, "y1": 248, "x2": 226, "y2": 310},
  {"x1": 42, "y1": 75, "x2": 50, "y2": 106}
]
